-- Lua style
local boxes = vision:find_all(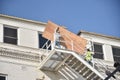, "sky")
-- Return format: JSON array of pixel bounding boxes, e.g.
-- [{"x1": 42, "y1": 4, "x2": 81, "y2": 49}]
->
[{"x1": 0, "y1": 0, "x2": 120, "y2": 37}]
